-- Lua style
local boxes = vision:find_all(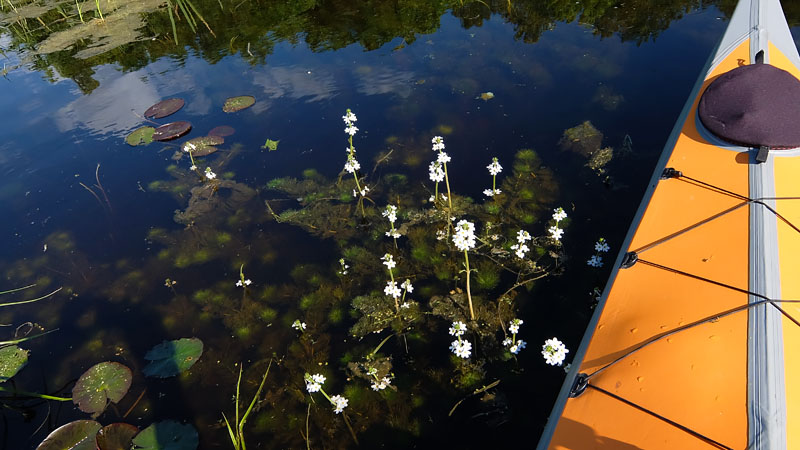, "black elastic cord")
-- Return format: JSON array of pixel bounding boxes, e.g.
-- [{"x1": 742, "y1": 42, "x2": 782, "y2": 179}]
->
[{"x1": 586, "y1": 384, "x2": 734, "y2": 450}]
